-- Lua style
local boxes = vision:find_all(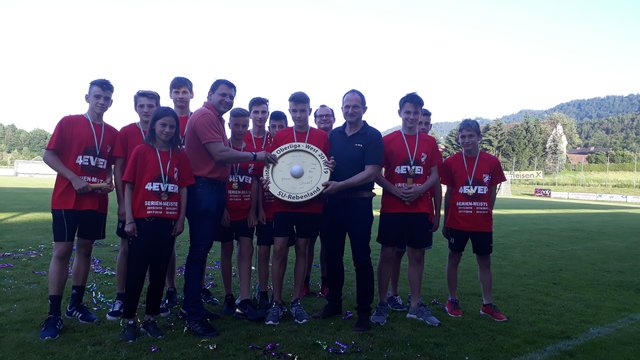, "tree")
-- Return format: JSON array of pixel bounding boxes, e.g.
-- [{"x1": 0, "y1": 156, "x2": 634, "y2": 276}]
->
[
  {"x1": 442, "y1": 128, "x2": 459, "y2": 159},
  {"x1": 521, "y1": 116, "x2": 546, "y2": 169},
  {"x1": 502, "y1": 124, "x2": 529, "y2": 170},
  {"x1": 481, "y1": 119, "x2": 507, "y2": 160}
]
